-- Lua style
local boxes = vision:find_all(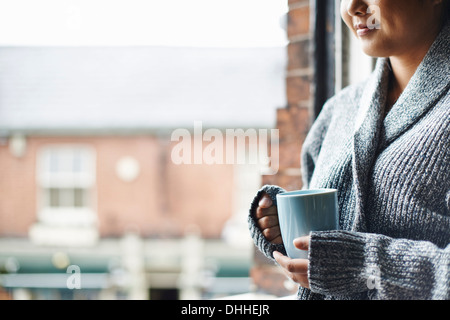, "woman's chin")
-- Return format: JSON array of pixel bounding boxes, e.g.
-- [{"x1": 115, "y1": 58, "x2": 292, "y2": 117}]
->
[{"x1": 359, "y1": 43, "x2": 388, "y2": 59}]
